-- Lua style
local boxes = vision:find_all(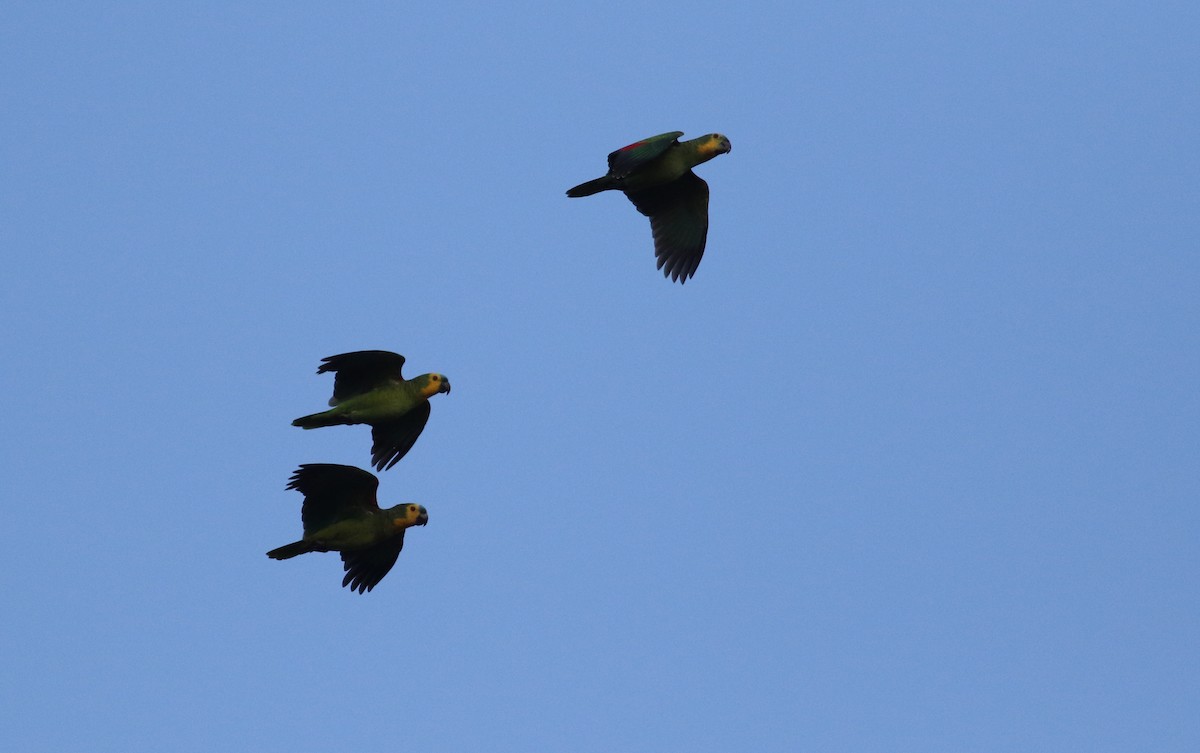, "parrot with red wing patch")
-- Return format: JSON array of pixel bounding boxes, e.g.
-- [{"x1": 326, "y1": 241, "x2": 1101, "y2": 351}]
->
[{"x1": 567, "y1": 131, "x2": 731, "y2": 283}]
